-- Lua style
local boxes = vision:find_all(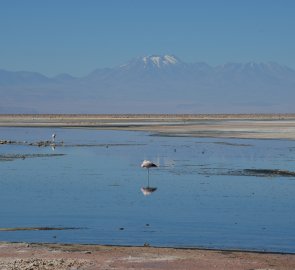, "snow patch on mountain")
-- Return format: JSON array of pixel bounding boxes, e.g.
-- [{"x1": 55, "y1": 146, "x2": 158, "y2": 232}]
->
[
  {"x1": 145, "y1": 54, "x2": 179, "y2": 67},
  {"x1": 163, "y1": 55, "x2": 178, "y2": 64}
]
